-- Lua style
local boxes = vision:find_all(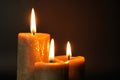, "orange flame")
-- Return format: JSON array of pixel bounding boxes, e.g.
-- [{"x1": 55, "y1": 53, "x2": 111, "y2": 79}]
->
[
  {"x1": 30, "y1": 8, "x2": 36, "y2": 34},
  {"x1": 66, "y1": 41, "x2": 72, "y2": 60},
  {"x1": 49, "y1": 39, "x2": 55, "y2": 62}
]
